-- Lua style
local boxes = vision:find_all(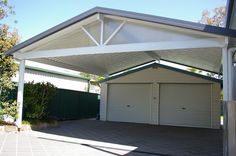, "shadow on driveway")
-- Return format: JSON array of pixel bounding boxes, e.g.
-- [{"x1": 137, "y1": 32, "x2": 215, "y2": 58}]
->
[{"x1": 35, "y1": 119, "x2": 223, "y2": 156}]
